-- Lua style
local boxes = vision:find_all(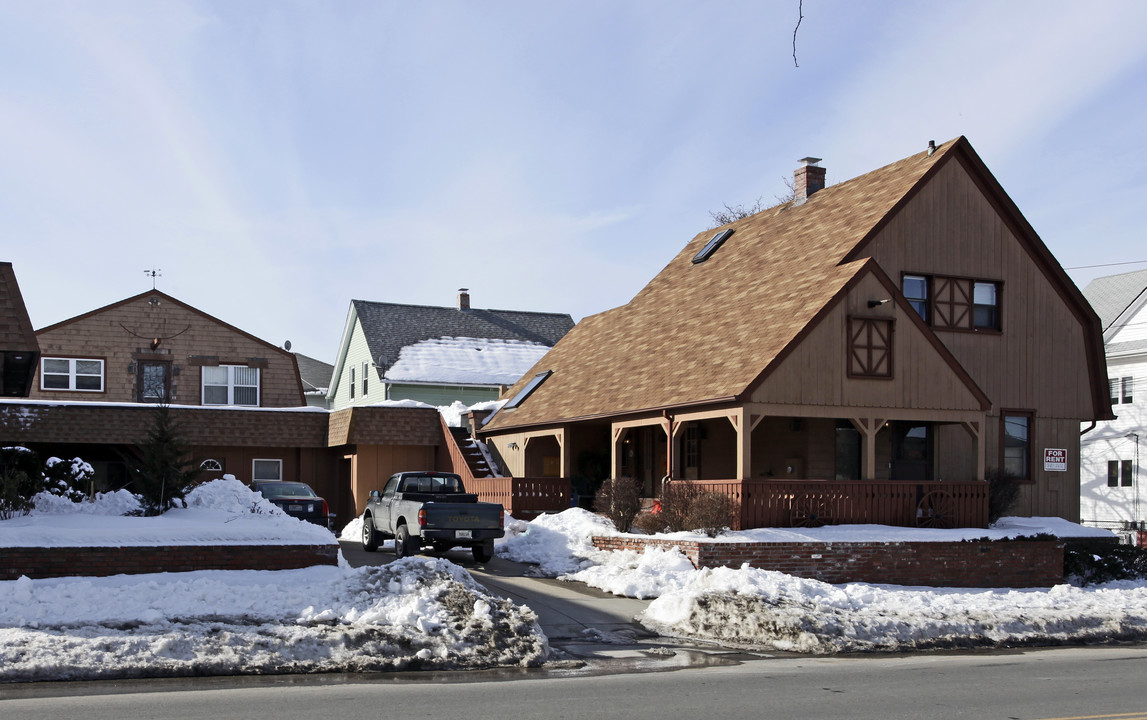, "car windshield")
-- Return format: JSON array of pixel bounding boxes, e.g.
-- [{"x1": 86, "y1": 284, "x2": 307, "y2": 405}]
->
[
  {"x1": 257, "y1": 483, "x2": 316, "y2": 498},
  {"x1": 400, "y1": 475, "x2": 462, "y2": 494}
]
